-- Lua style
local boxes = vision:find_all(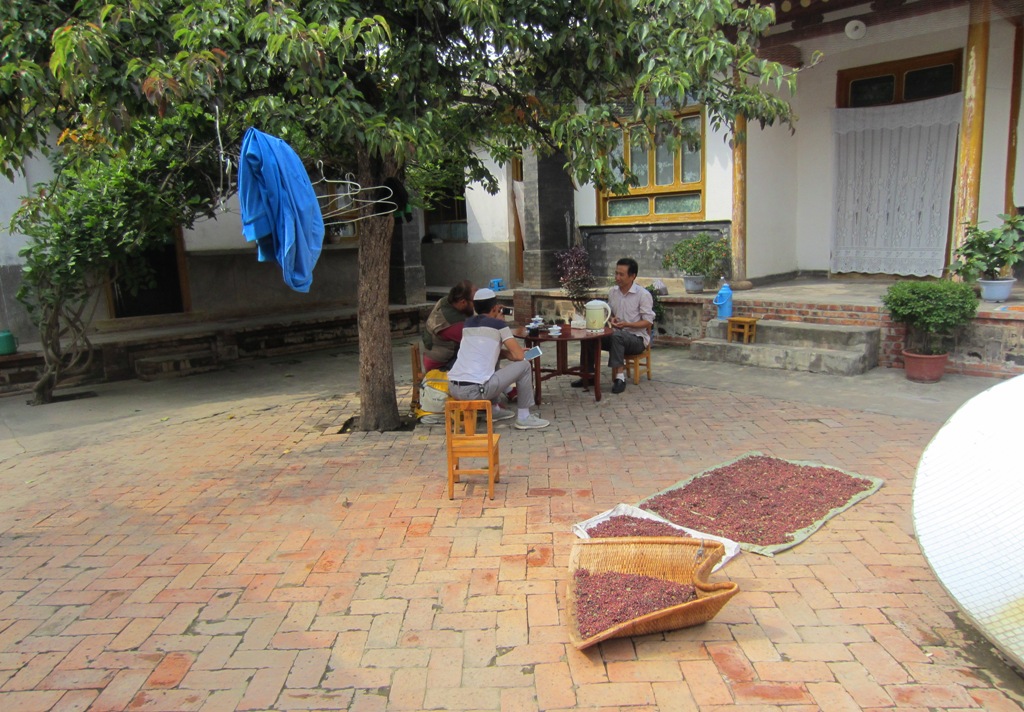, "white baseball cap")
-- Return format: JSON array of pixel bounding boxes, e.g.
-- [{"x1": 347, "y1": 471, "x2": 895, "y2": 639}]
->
[{"x1": 474, "y1": 287, "x2": 496, "y2": 300}]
